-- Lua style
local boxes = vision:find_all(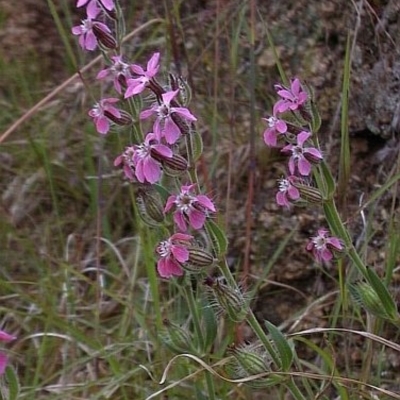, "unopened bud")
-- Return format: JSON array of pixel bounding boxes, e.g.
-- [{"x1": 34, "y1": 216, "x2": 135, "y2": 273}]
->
[
  {"x1": 104, "y1": 109, "x2": 133, "y2": 126},
  {"x1": 162, "y1": 153, "x2": 188, "y2": 175},
  {"x1": 183, "y1": 247, "x2": 215, "y2": 273},
  {"x1": 204, "y1": 277, "x2": 248, "y2": 322},
  {"x1": 291, "y1": 178, "x2": 323, "y2": 203},
  {"x1": 136, "y1": 189, "x2": 164, "y2": 226},
  {"x1": 93, "y1": 24, "x2": 117, "y2": 49},
  {"x1": 160, "y1": 319, "x2": 196, "y2": 354}
]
